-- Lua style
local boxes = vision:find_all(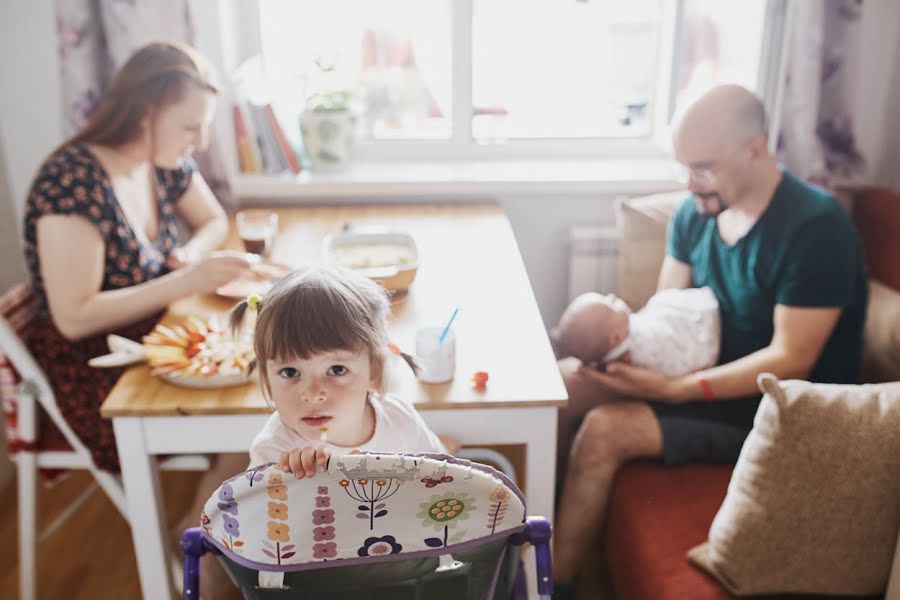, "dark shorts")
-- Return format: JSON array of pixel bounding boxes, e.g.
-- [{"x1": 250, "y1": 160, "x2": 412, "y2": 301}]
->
[{"x1": 648, "y1": 397, "x2": 762, "y2": 465}]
